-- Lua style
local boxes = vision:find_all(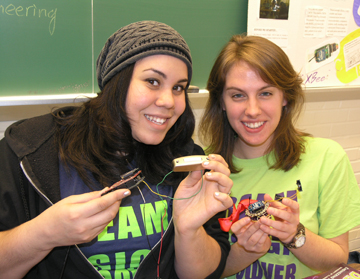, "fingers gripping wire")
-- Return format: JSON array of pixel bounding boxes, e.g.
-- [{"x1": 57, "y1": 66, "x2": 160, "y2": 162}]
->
[
  {"x1": 101, "y1": 168, "x2": 145, "y2": 196},
  {"x1": 102, "y1": 168, "x2": 204, "y2": 201}
]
